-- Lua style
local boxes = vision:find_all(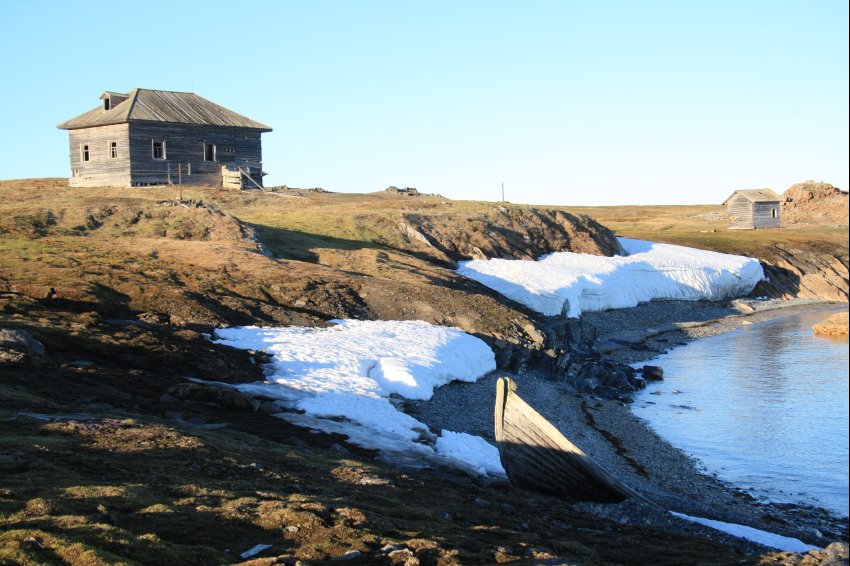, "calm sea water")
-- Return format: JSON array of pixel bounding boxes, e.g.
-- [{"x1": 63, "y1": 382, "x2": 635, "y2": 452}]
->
[{"x1": 632, "y1": 307, "x2": 849, "y2": 518}]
